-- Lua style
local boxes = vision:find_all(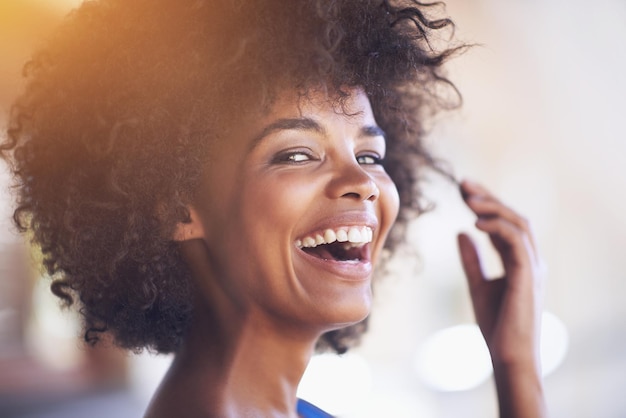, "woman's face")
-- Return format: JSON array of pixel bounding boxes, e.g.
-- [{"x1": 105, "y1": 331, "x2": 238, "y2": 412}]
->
[{"x1": 188, "y1": 87, "x2": 399, "y2": 332}]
